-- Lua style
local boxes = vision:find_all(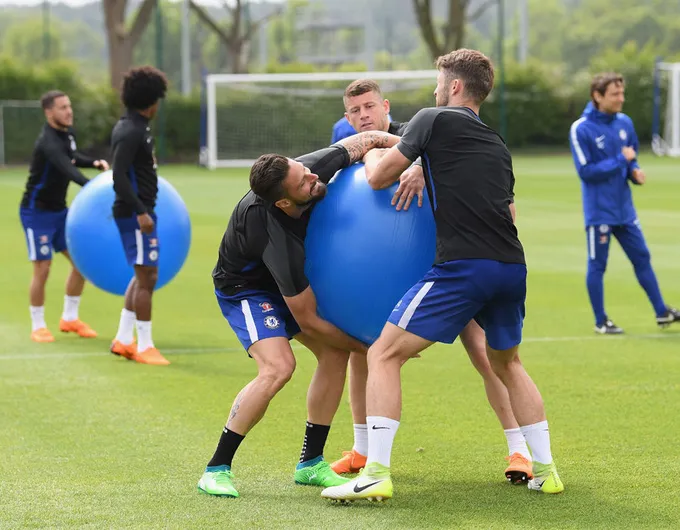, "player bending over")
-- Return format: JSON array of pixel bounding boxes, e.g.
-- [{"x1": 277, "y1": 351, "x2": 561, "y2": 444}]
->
[{"x1": 197, "y1": 130, "x2": 401, "y2": 498}]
